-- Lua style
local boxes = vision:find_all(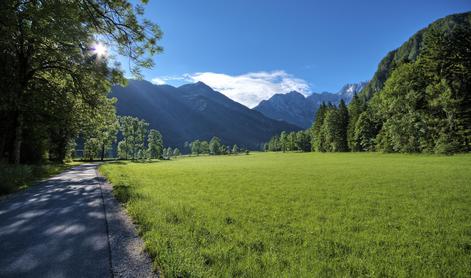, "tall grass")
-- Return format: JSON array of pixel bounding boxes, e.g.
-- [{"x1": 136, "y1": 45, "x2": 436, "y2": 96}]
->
[{"x1": 0, "y1": 162, "x2": 78, "y2": 195}]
